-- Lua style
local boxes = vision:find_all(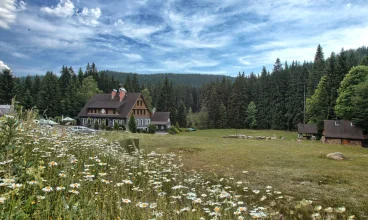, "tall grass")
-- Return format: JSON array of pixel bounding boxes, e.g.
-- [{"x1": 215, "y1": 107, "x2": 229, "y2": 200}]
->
[{"x1": 0, "y1": 109, "x2": 352, "y2": 219}]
